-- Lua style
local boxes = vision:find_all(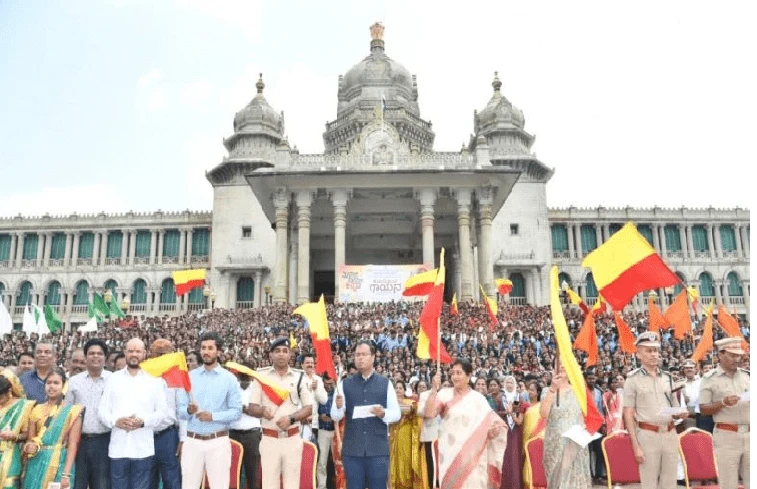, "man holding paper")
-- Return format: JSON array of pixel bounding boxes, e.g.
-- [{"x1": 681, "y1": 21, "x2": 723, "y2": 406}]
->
[
  {"x1": 331, "y1": 340, "x2": 400, "y2": 489},
  {"x1": 622, "y1": 331, "x2": 688, "y2": 489},
  {"x1": 699, "y1": 337, "x2": 750, "y2": 489}
]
